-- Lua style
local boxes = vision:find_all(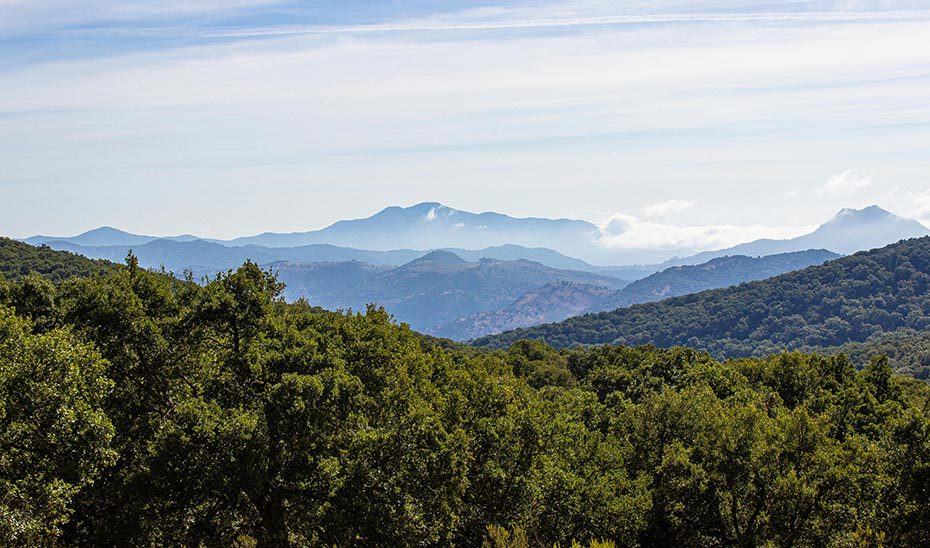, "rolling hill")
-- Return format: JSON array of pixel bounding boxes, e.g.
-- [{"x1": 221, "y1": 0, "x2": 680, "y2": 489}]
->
[
  {"x1": 474, "y1": 236, "x2": 930, "y2": 358},
  {"x1": 0, "y1": 237, "x2": 115, "y2": 282},
  {"x1": 589, "y1": 249, "x2": 841, "y2": 312},
  {"x1": 270, "y1": 251, "x2": 627, "y2": 332},
  {"x1": 431, "y1": 281, "x2": 616, "y2": 340},
  {"x1": 38, "y1": 239, "x2": 425, "y2": 277},
  {"x1": 26, "y1": 226, "x2": 202, "y2": 247},
  {"x1": 434, "y1": 250, "x2": 839, "y2": 340},
  {"x1": 36, "y1": 236, "x2": 608, "y2": 274}
]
